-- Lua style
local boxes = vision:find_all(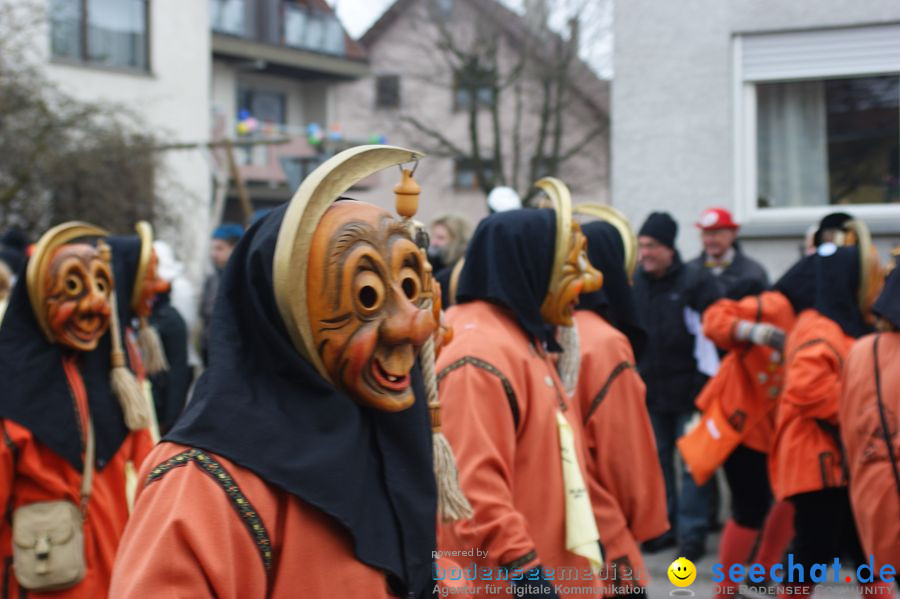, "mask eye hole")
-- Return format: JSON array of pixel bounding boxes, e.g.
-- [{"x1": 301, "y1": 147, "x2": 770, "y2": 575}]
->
[
  {"x1": 354, "y1": 270, "x2": 385, "y2": 316},
  {"x1": 65, "y1": 274, "x2": 83, "y2": 296},
  {"x1": 398, "y1": 266, "x2": 421, "y2": 302}
]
